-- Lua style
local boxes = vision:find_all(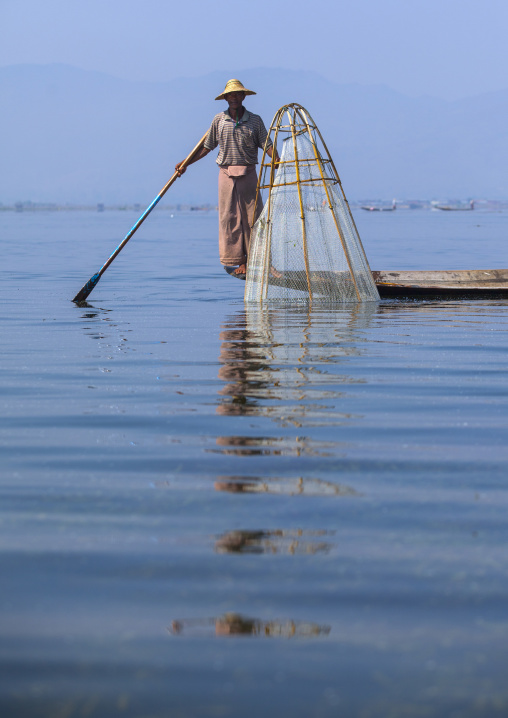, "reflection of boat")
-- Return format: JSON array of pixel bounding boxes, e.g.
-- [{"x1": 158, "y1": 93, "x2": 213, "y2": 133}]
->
[
  {"x1": 373, "y1": 269, "x2": 508, "y2": 299},
  {"x1": 434, "y1": 200, "x2": 474, "y2": 211},
  {"x1": 361, "y1": 199, "x2": 396, "y2": 212}
]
